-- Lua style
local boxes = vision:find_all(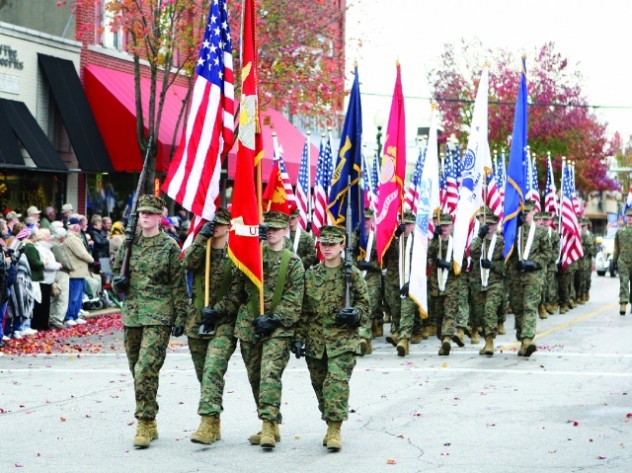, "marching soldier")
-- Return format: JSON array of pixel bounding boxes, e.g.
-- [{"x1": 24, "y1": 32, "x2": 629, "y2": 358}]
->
[
  {"x1": 614, "y1": 208, "x2": 632, "y2": 315},
  {"x1": 540, "y1": 212, "x2": 561, "y2": 314},
  {"x1": 506, "y1": 200, "x2": 551, "y2": 357},
  {"x1": 578, "y1": 218, "x2": 596, "y2": 303},
  {"x1": 287, "y1": 208, "x2": 317, "y2": 269},
  {"x1": 534, "y1": 212, "x2": 551, "y2": 320},
  {"x1": 296, "y1": 225, "x2": 369, "y2": 451}
]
